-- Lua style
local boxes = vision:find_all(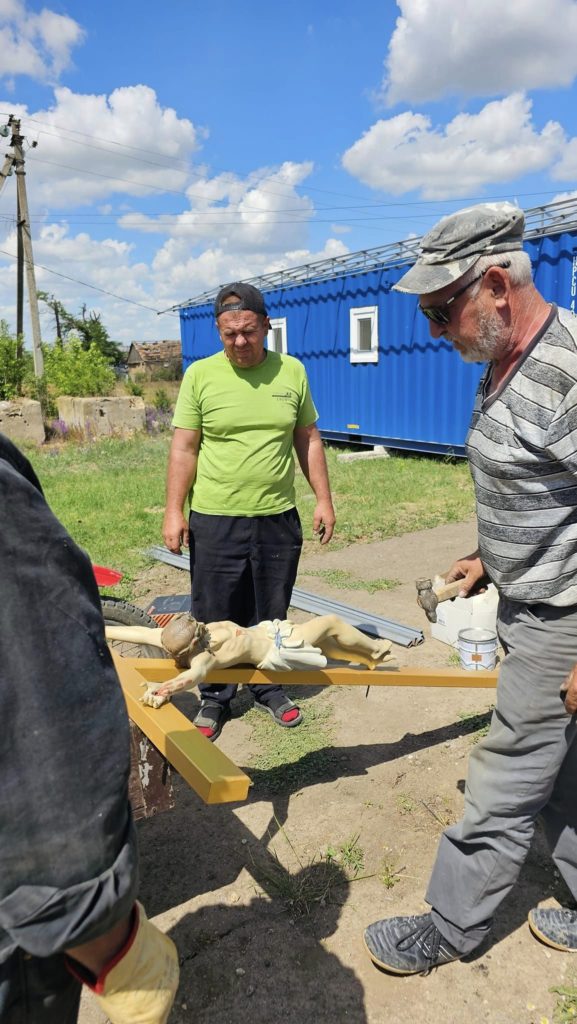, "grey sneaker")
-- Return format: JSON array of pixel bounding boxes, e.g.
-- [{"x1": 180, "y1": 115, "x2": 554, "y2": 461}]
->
[
  {"x1": 528, "y1": 907, "x2": 577, "y2": 951},
  {"x1": 364, "y1": 913, "x2": 463, "y2": 975}
]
